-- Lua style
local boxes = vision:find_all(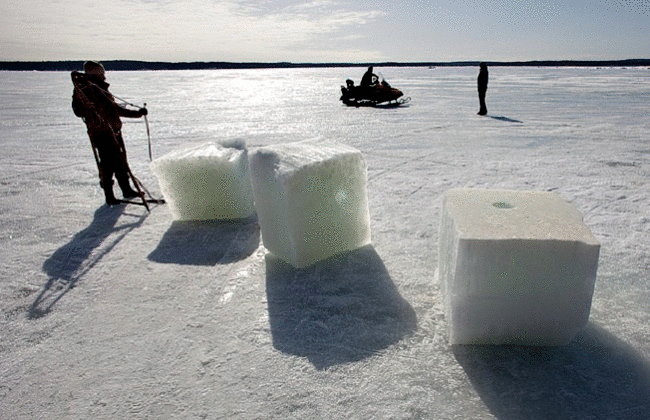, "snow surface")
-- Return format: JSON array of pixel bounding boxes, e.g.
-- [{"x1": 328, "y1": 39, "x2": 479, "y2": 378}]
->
[{"x1": 1, "y1": 67, "x2": 649, "y2": 419}]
